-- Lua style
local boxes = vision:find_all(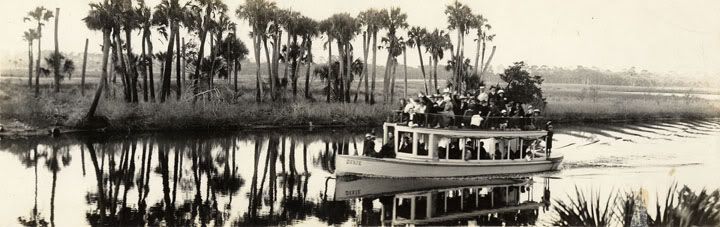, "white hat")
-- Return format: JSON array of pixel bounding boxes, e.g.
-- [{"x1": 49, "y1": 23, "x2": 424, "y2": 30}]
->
[{"x1": 498, "y1": 90, "x2": 505, "y2": 93}]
